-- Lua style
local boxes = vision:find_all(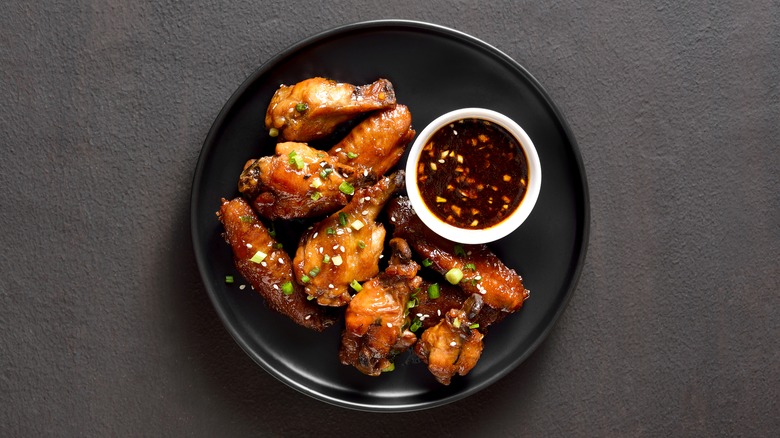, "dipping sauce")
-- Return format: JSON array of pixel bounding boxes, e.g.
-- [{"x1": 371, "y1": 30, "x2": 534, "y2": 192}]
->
[{"x1": 416, "y1": 118, "x2": 528, "y2": 229}]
